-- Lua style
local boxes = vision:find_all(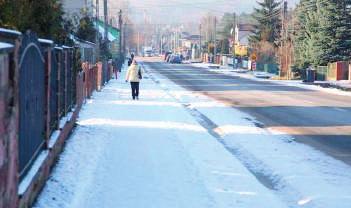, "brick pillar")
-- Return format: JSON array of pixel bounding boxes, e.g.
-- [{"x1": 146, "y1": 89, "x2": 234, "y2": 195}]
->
[
  {"x1": 96, "y1": 62, "x2": 103, "y2": 91},
  {"x1": 0, "y1": 41, "x2": 19, "y2": 208}
]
